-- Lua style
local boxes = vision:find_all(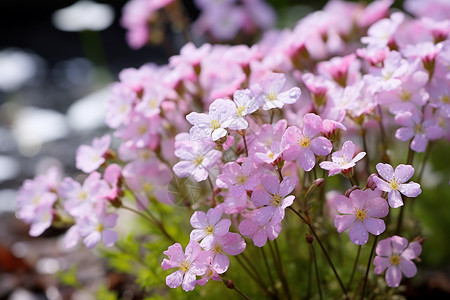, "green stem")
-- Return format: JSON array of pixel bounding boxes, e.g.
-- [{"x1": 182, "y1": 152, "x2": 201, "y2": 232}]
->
[
  {"x1": 311, "y1": 243, "x2": 323, "y2": 300},
  {"x1": 360, "y1": 235, "x2": 378, "y2": 300},
  {"x1": 261, "y1": 247, "x2": 277, "y2": 296},
  {"x1": 207, "y1": 176, "x2": 216, "y2": 207},
  {"x1": 241, "y1": 252, "x2": 266, "y2": 286},
  {"x1": 347, "y1": 245, "x2": 362, "y2": 290},
  {"x1": 406, "y1": 144, "x2": 415, "y2": 165},
  {"x1": 288, "y1": 207, "x2": 348, "y2": 297},
  {"x1": 241, "y1": 131, "x2": 249, "y2": 157},
  {"x1": 274, "y1": 240, "x2": 292, "y2": 300}
]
